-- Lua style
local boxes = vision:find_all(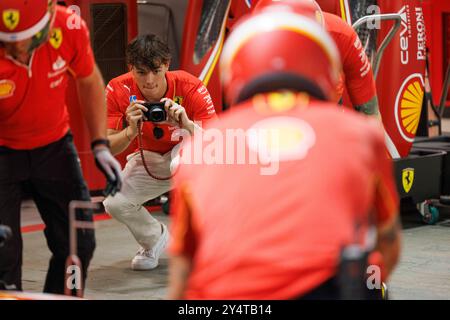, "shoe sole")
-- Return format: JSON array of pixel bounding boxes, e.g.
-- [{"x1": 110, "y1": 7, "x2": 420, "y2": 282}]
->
[{"x1": 131, "y1": 260, "x2": 158, "y2": 270}]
